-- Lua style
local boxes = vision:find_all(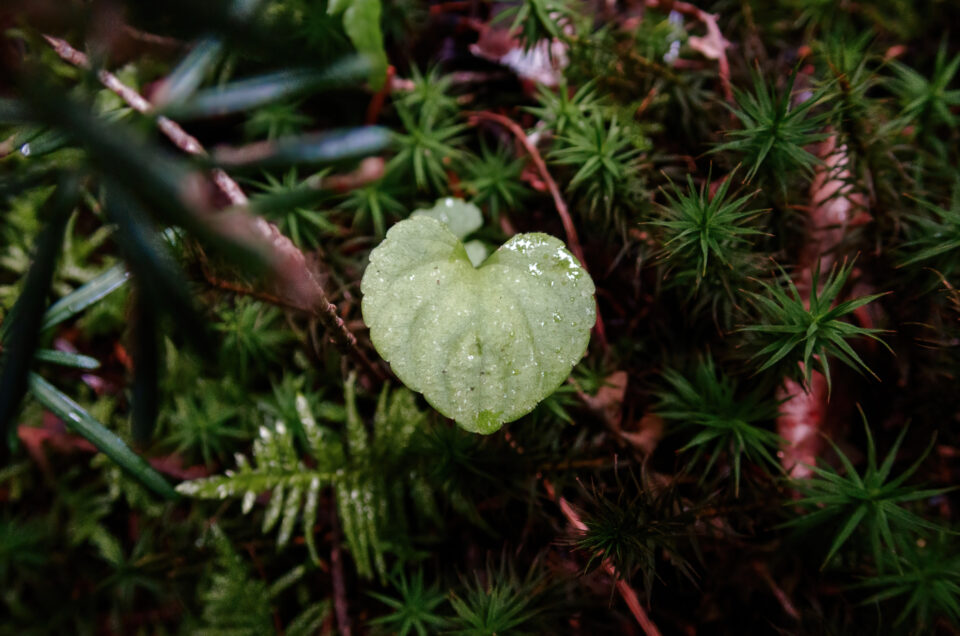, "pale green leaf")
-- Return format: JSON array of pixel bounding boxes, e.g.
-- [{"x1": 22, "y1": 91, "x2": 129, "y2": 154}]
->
[
  {"x1": 464, "y1": 240, "x2": 490, "y2": 267},
  {"x1": 329, "y1": 0, "x2": 388, "y2": 90},
  {"x1": 361, "y1": 216, "x2": 595, "y2": 433},
  {"x1": 411, "y1": 197, "x2": 483, "y2": 240}
]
